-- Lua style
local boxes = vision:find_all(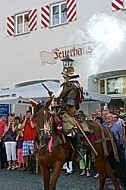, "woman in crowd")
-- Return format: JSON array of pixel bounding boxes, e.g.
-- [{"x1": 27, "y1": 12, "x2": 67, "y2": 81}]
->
[
  {"x1": 123, "y1": 114, "x2": 126, "y2": 143},
  {"x1": 4, "y1": 115, "x2": 17, "y2": 170},
  {"x1": 106, "y1": 113, "x2": 124, "y2": 149}
]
